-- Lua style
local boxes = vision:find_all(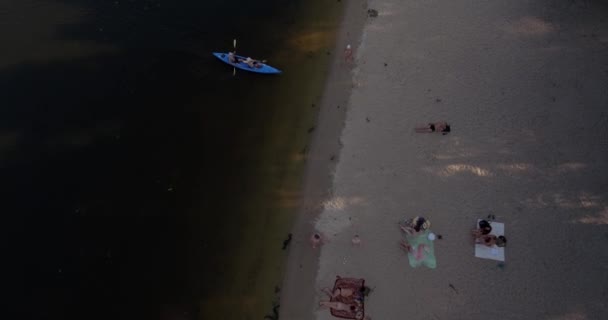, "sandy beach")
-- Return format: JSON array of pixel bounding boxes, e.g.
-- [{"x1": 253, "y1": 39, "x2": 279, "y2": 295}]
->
[{"x1": 281, "y1": 0, "x2": 608, "y2": 319}]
